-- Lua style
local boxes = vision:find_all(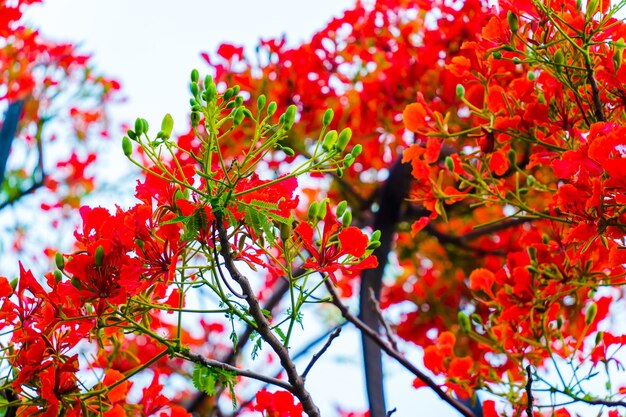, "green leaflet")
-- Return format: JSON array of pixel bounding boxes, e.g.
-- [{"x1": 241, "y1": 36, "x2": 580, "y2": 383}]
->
[{"x1": 192, "y1": 363, "x2": 238, "y2": 408}]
